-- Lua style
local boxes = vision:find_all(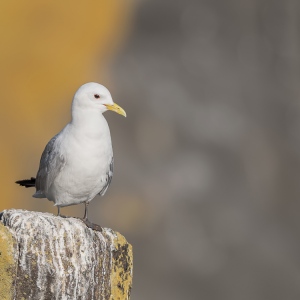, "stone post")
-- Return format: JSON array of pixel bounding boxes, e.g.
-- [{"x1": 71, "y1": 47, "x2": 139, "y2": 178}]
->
[{"x1": 0, "y1": 209, "x2": 133, "y2": 300}]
